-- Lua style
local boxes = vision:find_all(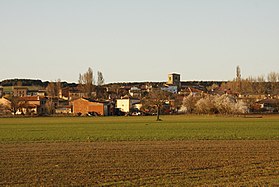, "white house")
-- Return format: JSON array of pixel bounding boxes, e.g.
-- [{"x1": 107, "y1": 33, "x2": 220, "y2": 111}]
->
[
  {"x1": 161, "y1": 85, "x2": 178, "y2": 94},
  {"x1": 116, "y1": 97, "x2": 140, "y2": 113},
  {"x1": 129, "y1": 86, "x2": 141, "y2": 97}
]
